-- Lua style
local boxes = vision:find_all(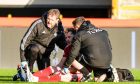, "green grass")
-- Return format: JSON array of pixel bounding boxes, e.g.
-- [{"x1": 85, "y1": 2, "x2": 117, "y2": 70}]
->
[{"x1": 0, "y1": 69, "x2": 140, "y2": 84}]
